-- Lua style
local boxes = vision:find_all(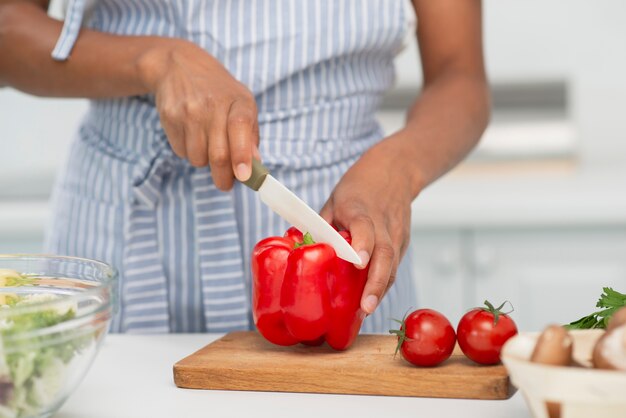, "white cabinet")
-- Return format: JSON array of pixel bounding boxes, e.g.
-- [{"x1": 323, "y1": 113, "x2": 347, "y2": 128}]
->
[
  {"x1": 470, "y1": 227, "x2": 626, "y2": 331},
  {"x1": 409, "y1": 231, "x2": 467, "y2": 325},
  {"x1": 410, "y1": 226, "x2": 626, "y2": 332}
]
